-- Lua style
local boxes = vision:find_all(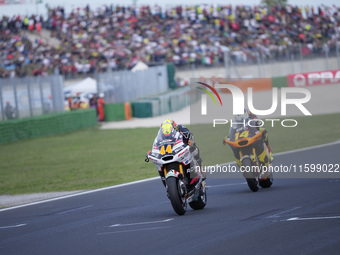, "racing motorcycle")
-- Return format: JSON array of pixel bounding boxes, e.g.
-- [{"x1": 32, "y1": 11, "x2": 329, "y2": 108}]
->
[
  {"x1": 145, "y1": 128, "x2": 207, "y2": 215},
  {"x1": 223, "y1": 119, "x2": 273, "y2": 192}
]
